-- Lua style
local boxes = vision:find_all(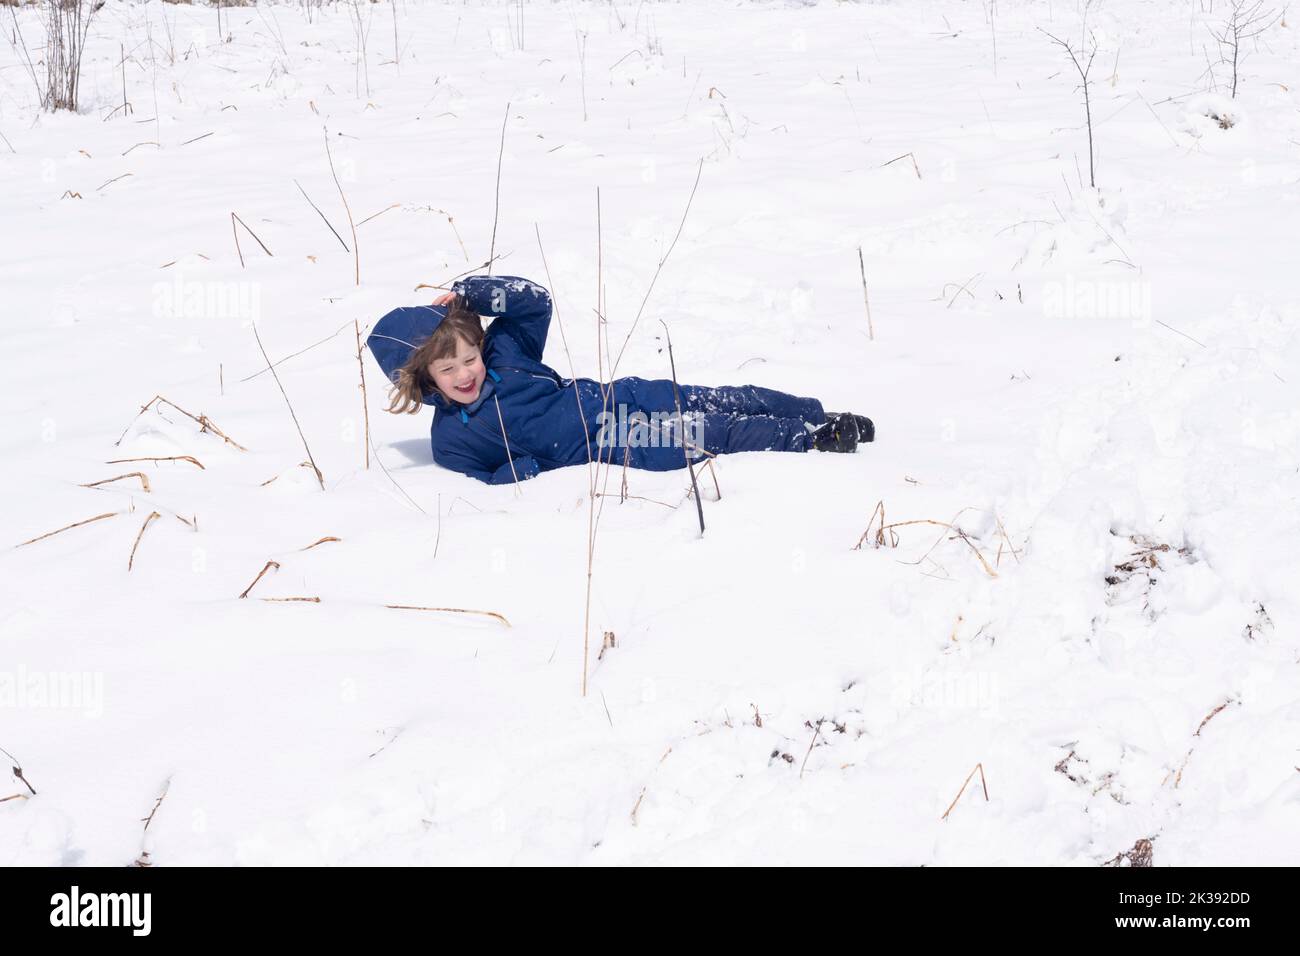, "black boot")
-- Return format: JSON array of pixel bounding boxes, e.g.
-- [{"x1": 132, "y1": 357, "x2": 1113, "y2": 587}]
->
[
  {"x1": 808, "y1": 412, "x2": 859, "y2": 453},
  {"x1": 827, "y1": 412, "x2": 874, "y2": 444}
]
